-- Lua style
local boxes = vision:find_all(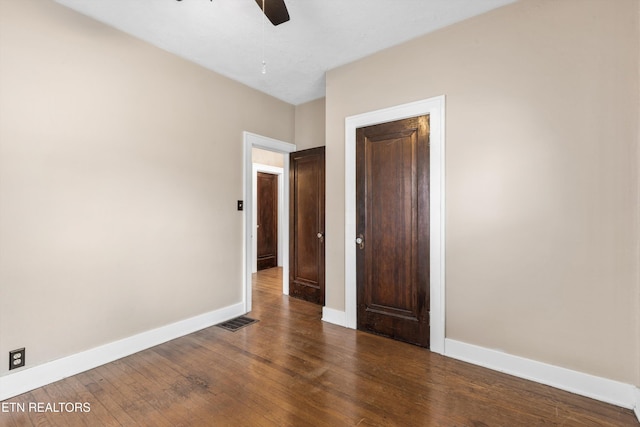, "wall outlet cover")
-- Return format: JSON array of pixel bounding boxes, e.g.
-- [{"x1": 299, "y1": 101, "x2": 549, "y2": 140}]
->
[{"x1": 9, "y1": 348, "x2": 25, "y2": 370}]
